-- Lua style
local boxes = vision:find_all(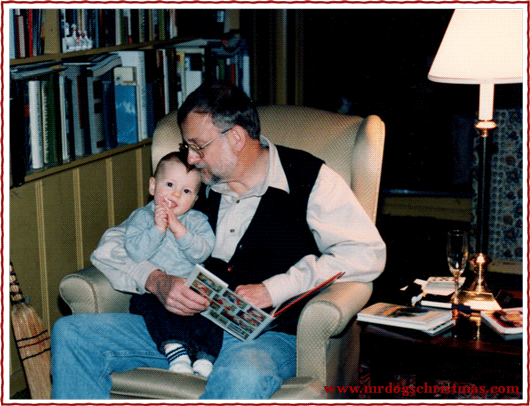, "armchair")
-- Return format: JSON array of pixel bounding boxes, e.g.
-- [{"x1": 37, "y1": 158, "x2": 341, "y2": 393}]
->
[{"x1": 59, "y1": 105, "x2": 385, "y2": 399}]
